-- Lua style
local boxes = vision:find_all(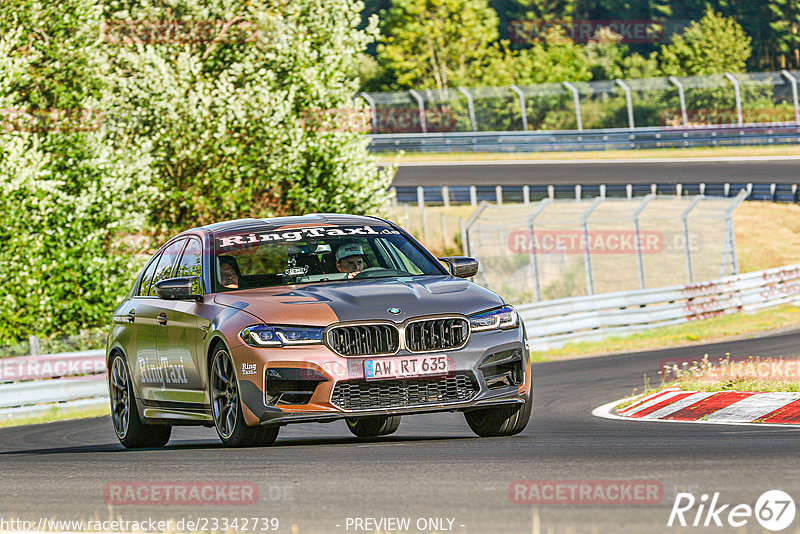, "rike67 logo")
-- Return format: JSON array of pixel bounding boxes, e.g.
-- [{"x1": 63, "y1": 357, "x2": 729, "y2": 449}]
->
[{"x1": 669, "y1": 490, "x2": 796, "y2": 531}]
